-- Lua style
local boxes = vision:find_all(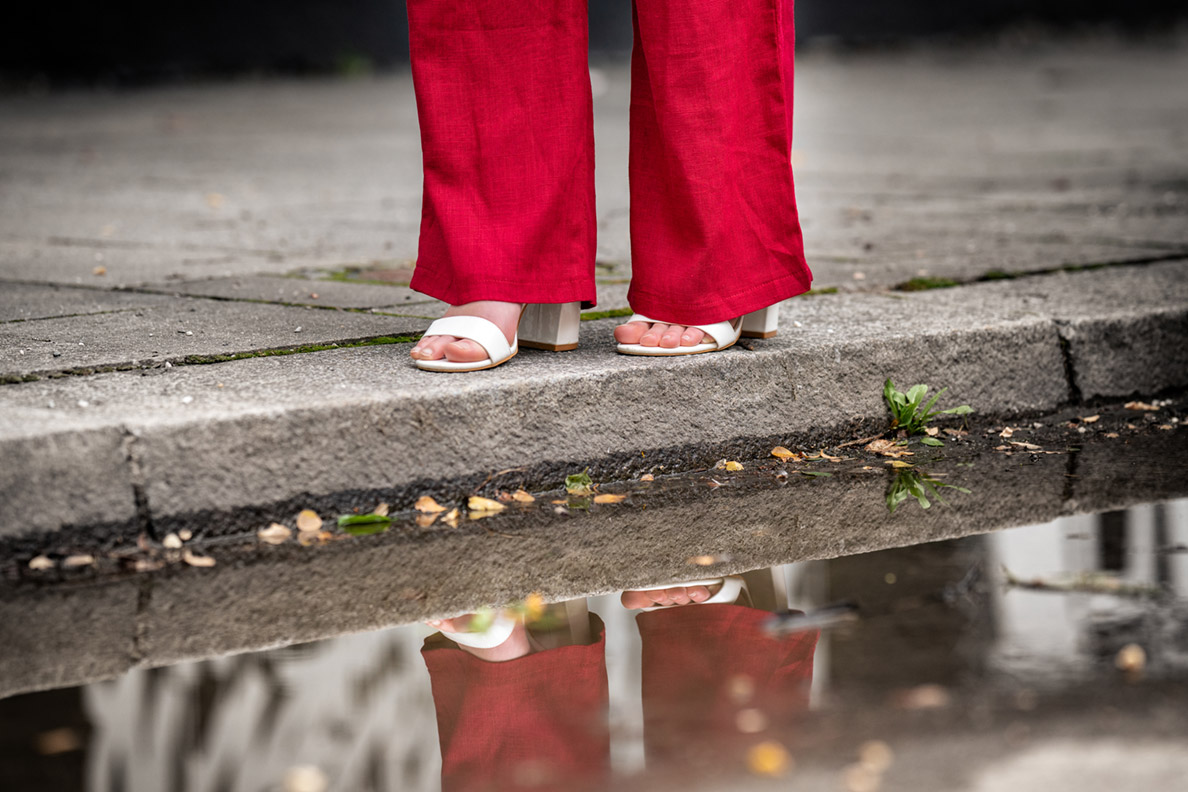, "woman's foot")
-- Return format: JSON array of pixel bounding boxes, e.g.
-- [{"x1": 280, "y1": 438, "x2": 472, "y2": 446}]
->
[
  {"x1": 410, "y1": 301, "x2": 523, "y2": 363},
  {"x1": 427, "y1": 614, "x2": 535, "y2": 662},
  {"x1": 620, "y1": 582, "x2": 723, "y2": 610},
  {"x1": 613, "y1": 320, "x2": 707, "y2": 350}
]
